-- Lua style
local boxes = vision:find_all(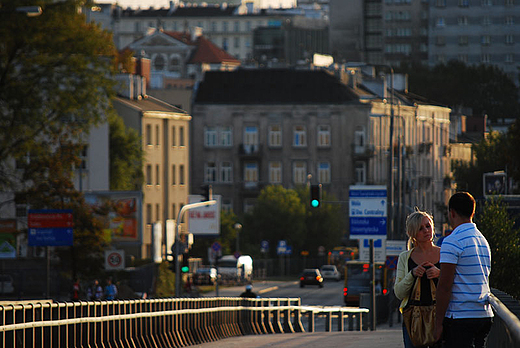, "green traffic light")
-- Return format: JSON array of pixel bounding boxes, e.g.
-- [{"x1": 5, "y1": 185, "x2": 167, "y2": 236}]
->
[
  {"x1": 311, "y1": 199, "x2": 320, "y2": 208},
  {"x1": 181, "y1": 266, "x2": 189, "y2": 273}
]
